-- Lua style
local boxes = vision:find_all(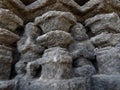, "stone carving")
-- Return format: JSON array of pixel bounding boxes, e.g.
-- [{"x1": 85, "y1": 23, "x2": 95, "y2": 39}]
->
[
  {"x1": 39, "y1": 47, "x2": 73, "y2": 80},
  {"x1": 37, "y1": 30, "x2": 73, "y2": 48},
  {"x1": 85, "y1": 12, "x2": 120, "y2": 75},
  {"x1": 0, "y1": 8, "x2": 23, "y2": 32},
  {"x1": 16, "y1": 22, "x2": 44, "y2": 74},
  {"x1": 0, "y1": 6, "x2": 22, "y2": 81},
  {"x1": 0, "y1": 0, "x2": 120, "y2": 90},
  {"x1": 0, "y1": 45, "x2": 12, "y2": 80},
  {"x1": 95, "y1": 47, "x2": 120, "y2": 75},
  {"x1": 35, "y1": 11, "x2": 77, "y2": 33},
  {"x1": 85, "y1": 13, "x2": 120, "y2": 34},
  {"x1": 0, "y1": 28, "x2": 20, "y2": 45}
]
